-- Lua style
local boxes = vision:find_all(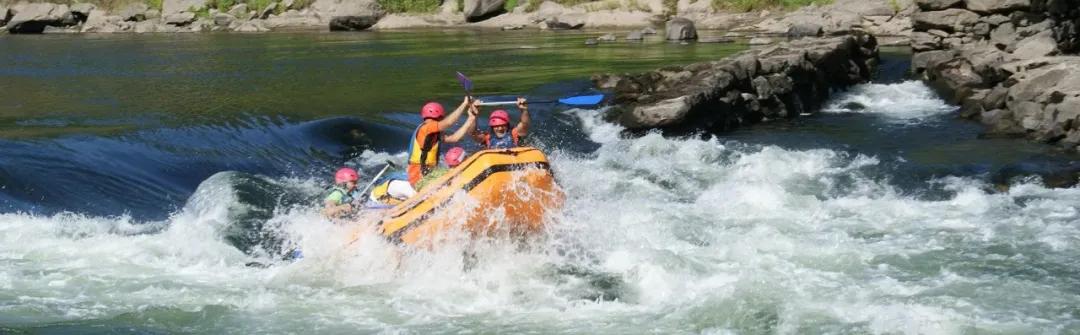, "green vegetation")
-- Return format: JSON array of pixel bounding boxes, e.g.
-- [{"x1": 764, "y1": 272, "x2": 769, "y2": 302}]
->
[
  {"x1": 712, "y1": 0, "x2": 831, "y2": 11},
  {"x1": 377, "y1": 0, "x2": 441, "y2": 13},
  {"x1": 504, "y1": 0, "x2": 518, "y2": 12},
  {"x1": 888, "y1": 0, "x2": 900, "y2": 12}
]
